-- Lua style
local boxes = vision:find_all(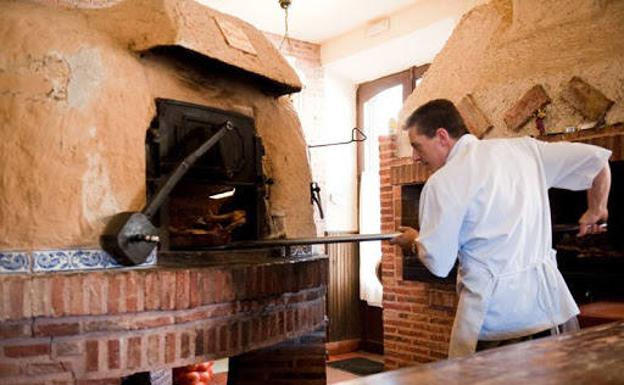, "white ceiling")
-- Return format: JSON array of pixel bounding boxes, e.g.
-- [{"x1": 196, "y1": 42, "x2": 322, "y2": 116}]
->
[
  {"x1": 196, "y1": 0, "x2": 481, "y2": 83},
  {"x1": 324, "y1": 16, "x2": 457, "y2": 83},
  {"x1": 197, "y1": 0, "x2": 422, "y2": 43}
]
